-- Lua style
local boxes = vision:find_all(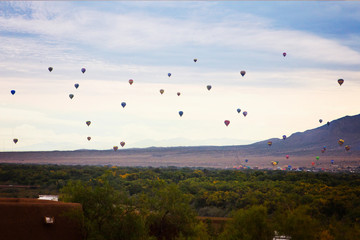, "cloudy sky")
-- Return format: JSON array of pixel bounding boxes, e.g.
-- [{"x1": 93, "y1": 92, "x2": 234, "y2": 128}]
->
[{"x1": 1, "y1": 1, "x2": 360, "y2": 151}]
